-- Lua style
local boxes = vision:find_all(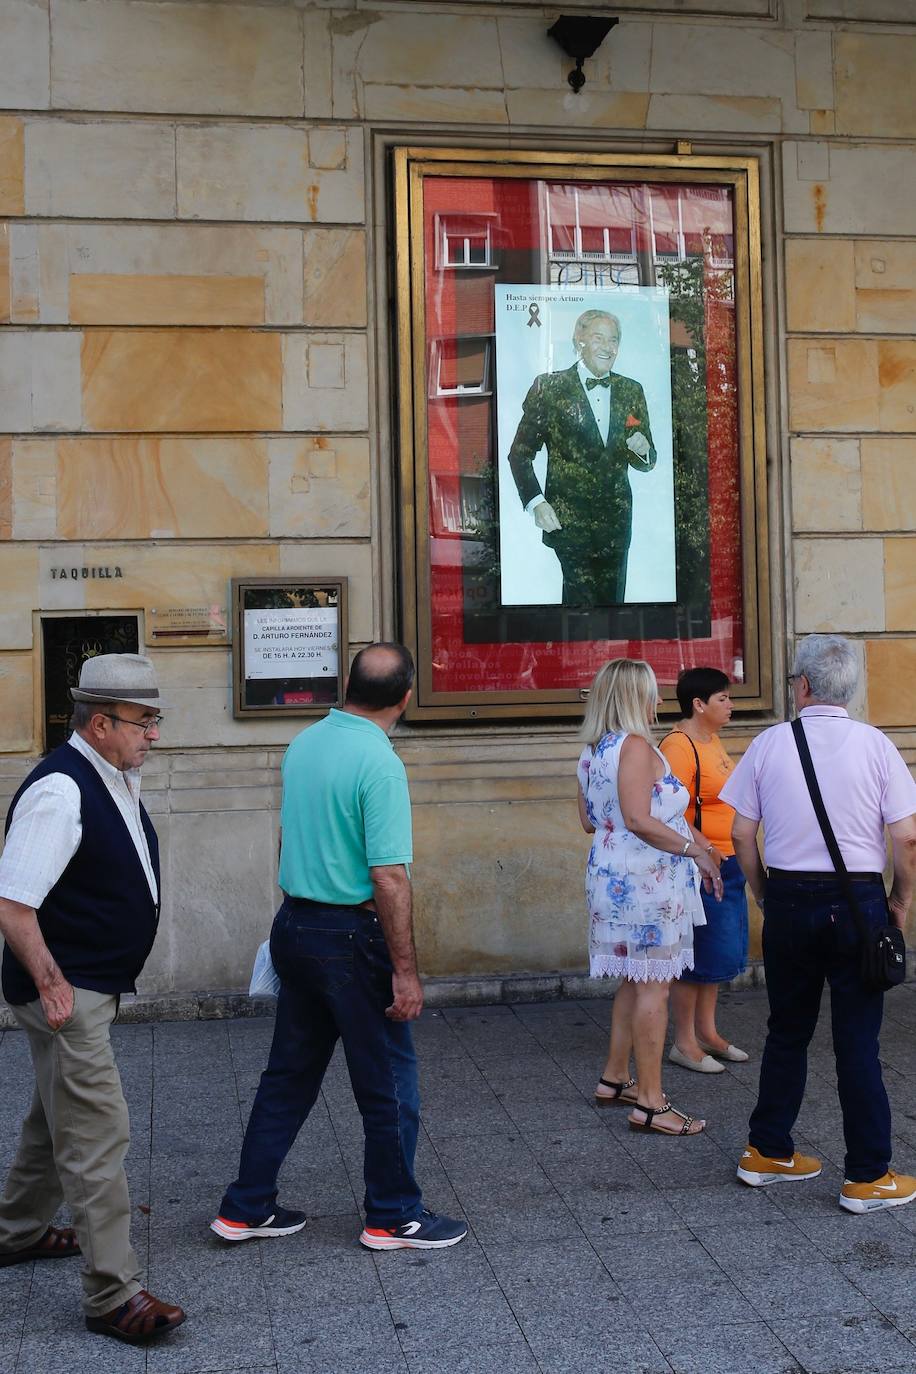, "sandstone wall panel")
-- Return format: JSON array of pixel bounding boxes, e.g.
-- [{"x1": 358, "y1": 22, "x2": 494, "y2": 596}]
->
[
  {"x1": 69, "y1": 274, "x2": 266, "y2": 327},
  {"x1": 412, "y1": 800, "x2": 584, "y2": 977},
  {"x1": 53, "y1": 437, "x2": 270, "y2": 540},
  {"x1": 645, "y1": 94, "x2": 780, "y2": 134},
  {"x1": 866, "y1": 641, "x2": 916, "y2": 729},
  {"x1": 793, "y1": 537, "x2": 884, "y2": 632},
  {"x1": 8, "y1": 222, "x2": 304, "y2": 325},
  {"x1": 835, "y1": 34, "x2": 916, "y2": 139},
  {"x1": 0, "y1": 654, "x2": 34, "y2": 753},
  {"x1": 0, "y1": 224, "x2": 9, "y2": 322},
  {"x1": 787, "y1": 338, "x2": 879, "y2": 432},
  {"x1": 176, "y1": 125, "x2": 364, "y2": 224},
  {"x1": 0, "y1": 439, "x2": 10, "y2": 539},
  {"x1": 783, "y1": 143, "x2": 916, "y2": 236},
  {"x1": 860, "y1": 439, "x2": 916, "y2": 532},
  {"x1": 790, "y1": 438, "x2": 861, "y2": 532},
  {"x1": 51, "y1": 0, "x2": 304, "y2": 118},
  {"x1": 0, "y1": 331, "x2": 81, "y2": 432},
  {"x1": 281, "y1": 334, "x2": 369, "y2": 433},
  {"x1": 0, "y1": 119, "x2": 25, "y2": 217},
  {"x1": 302, "y1": 229, "x2": 366, "y2": 328},
  {"x1": 0, "y1": 0, "x2": 49, "y2": 112},
  {"x1": 26, "y1": 120, "x2": 176, "y2": 219},
  {"x1": 649, "y1": 24, "x2": 806, "y2": 133},
  {"x1": 884, "y1": 539, "x2": 916, "y2": 634},
  {"x1": 785, "y1": 240, "x2": 855, "y2": 333},
  {"x1": 877, "y1": 341, "x2": 916, "y2": 432},
  {"x1": 0, "y1": 546, "x2": 39, "y2": 648},
  {"x1": 268, "y1": 436, "x2": 370, "y2": 539},
  {"x1": 80, "y1": 329, "x2": 283, "y2": 432},
  {"x1": 11, "y1": 436, "x2": 57, "y2": 539}
]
